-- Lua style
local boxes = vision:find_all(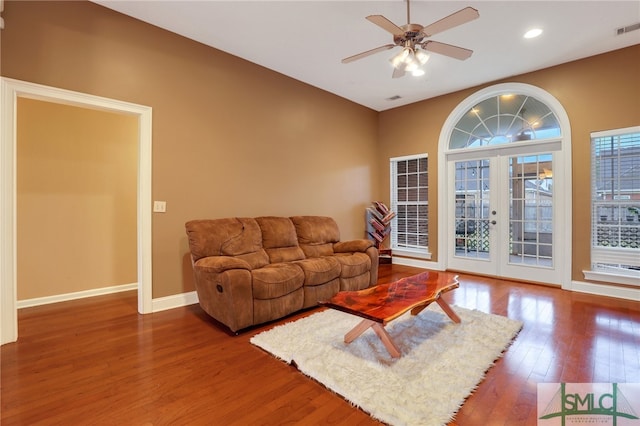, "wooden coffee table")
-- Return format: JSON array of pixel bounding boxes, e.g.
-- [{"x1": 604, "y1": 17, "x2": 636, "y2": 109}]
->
[{"x1": 321, "y1": 271, "x2": 460, "y2": 358}]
